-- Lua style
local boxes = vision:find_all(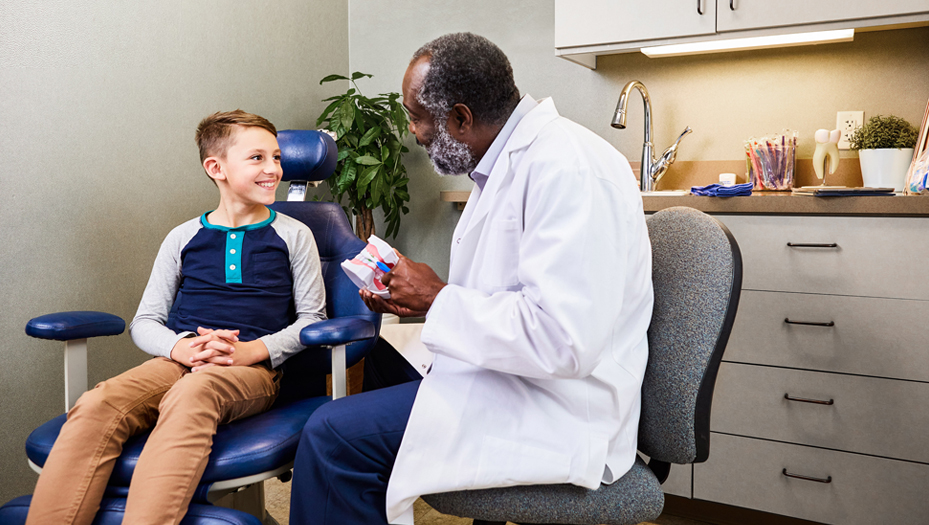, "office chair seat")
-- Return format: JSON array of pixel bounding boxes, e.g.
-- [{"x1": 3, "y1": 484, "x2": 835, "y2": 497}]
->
[
  {"x1": 423, "y1": 455, "x2": 664, "y2": 525},
  {"x1": 0, "y1": 496, "x2": 262, "y2": 525},
  {"x1": 25, "y1": 396, "x2": 330, "y2": 492}
]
